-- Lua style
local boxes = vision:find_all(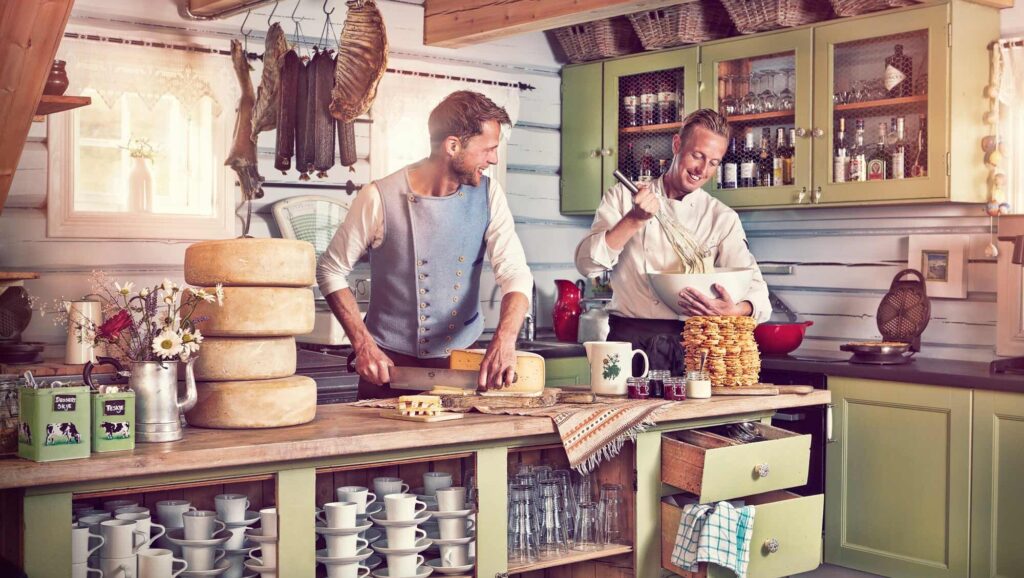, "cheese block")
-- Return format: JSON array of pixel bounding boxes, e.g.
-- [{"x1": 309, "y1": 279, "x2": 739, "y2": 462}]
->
[
  {"x1": 194, "y1": 287, "x2": 314, "y2": 337},
  {"x1": 184, "y1": 238, "x2": 315, "y2": 287},
  {"x1": 193, "y1": 337, "x2": 296, "y2": 381},
  {"x1": 185, "y1": 375, "x2": 317, "y2": 429},
  {"x1": 449, "y1": 348, "x2": 545, "y2": 397}
]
